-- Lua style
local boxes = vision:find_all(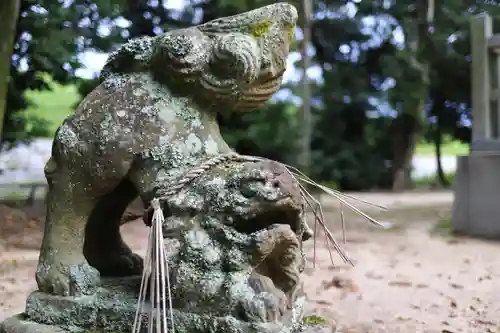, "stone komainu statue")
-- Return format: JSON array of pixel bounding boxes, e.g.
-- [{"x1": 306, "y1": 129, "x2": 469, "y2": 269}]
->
[
  {"x1": 36, "y1": 1, "x2": 300, "y2": 297},
  {"x1": 0, "y1": 3, "x2": 319, "y2": 333}
]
